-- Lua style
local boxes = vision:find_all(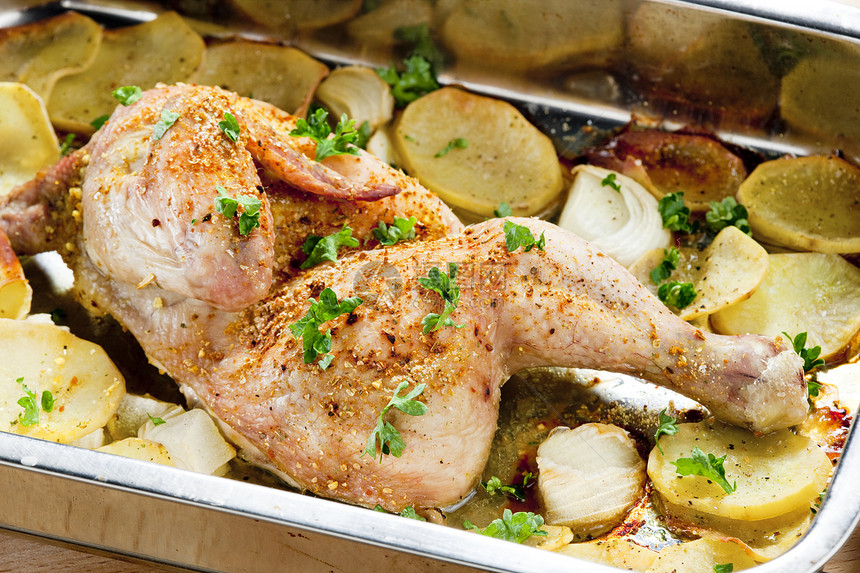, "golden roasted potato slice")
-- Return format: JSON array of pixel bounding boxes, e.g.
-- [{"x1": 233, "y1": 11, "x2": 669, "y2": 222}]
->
[
  {"x1": 190, "y1": 40, "x2": 328, "y2": 117},
  {"x1": 628, "y1": 226, "x2": 768, "y2": 320},
  {"x1": 315, "y1": 66, "x2": 394, "y2": 131},
  {"x1": 97, "y1": 437, "x2": 176, "y2": 466},
  {"x1": 557, "y1": 538, "x2": 658, "y2": 570},
  {"x1": 0, "y1": 11, "x2": 101, "y2": 103},
  {"x1": 711, "y1": 253, "x2": 860, "y2": 360},
  {"x1": 0, "y1": 228, "x2": 31, "y2": 320},
  {"x1": 648, "y1": 420, "x2": 831, "y2": 521},
  {"x1": 0, "y1": 319, "x2": 125, "y2": 443},
  {"x1": 737, "y1": 156, "x2": 860, "y2": 253},
  {"x1": 0, "y1": 82, "x2": 59, "y2": 198},
  {"x1": 645, "y1": 537, "x2": 757, "y2": 572},
  {"x1": 393, "y1": 87, "x2": 564, "y2": 218},
  {"x1": 231, "y1": 0, "x2": 362, "y2": 32},
  {"x1": 48, "y1": 11, "x2": 204, "y2": 134}
]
